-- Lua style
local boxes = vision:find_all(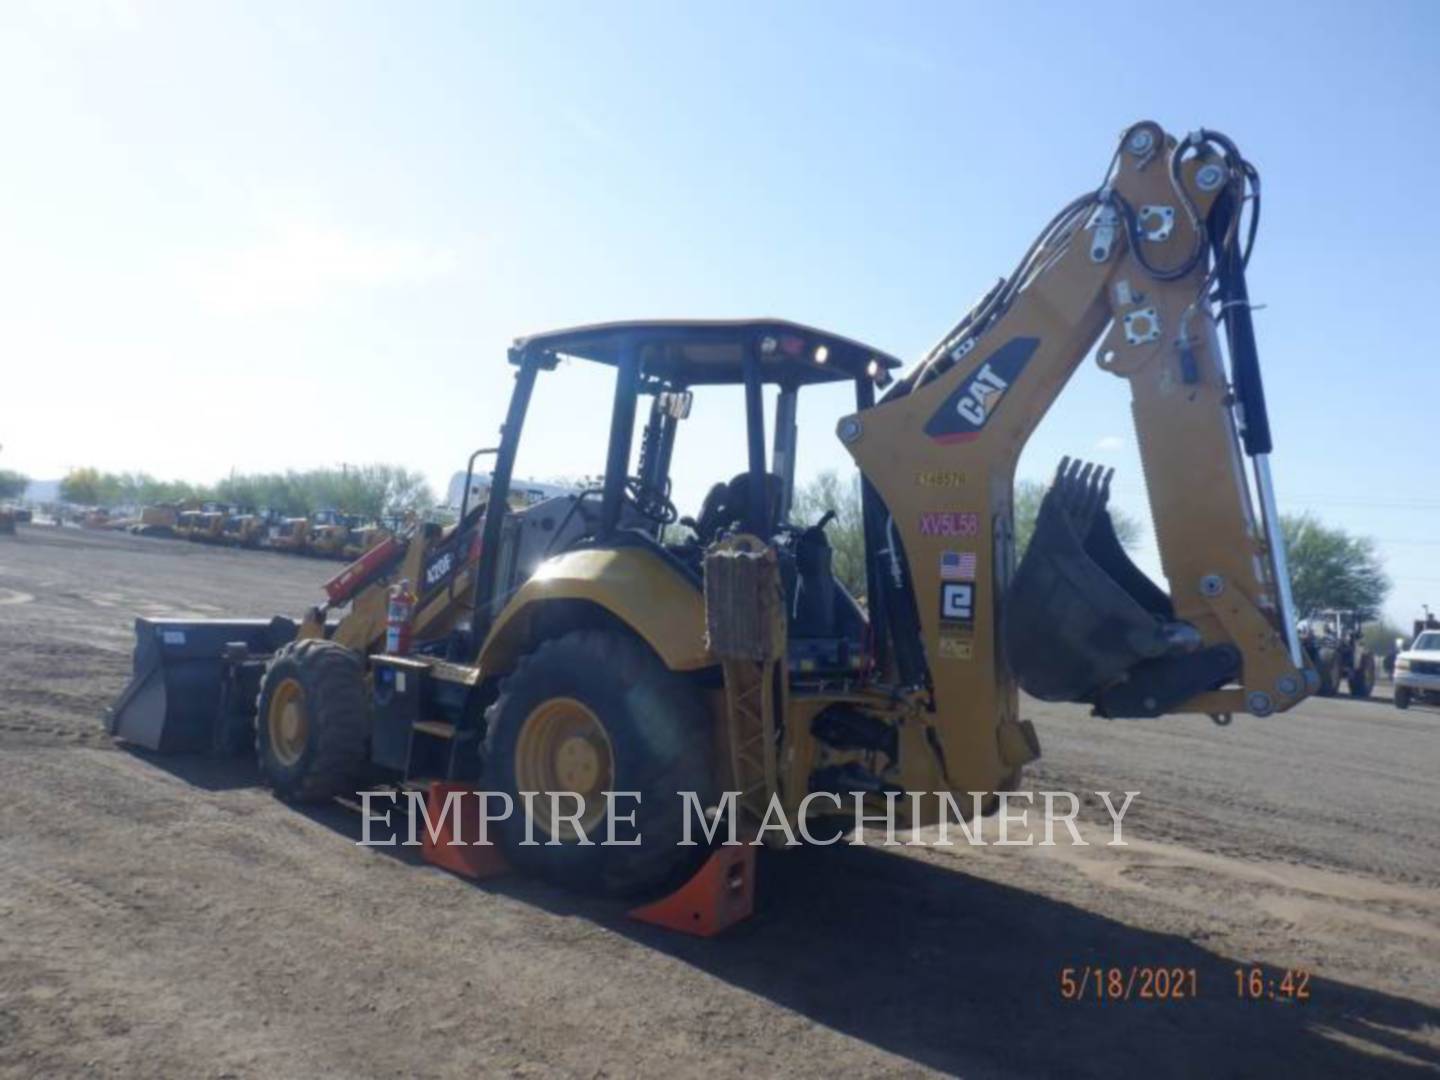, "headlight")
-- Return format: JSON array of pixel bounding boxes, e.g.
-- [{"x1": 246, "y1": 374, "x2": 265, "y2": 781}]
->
[{"x1": 1396, "y1": 658, "x2": 1411, "y2": 672}]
